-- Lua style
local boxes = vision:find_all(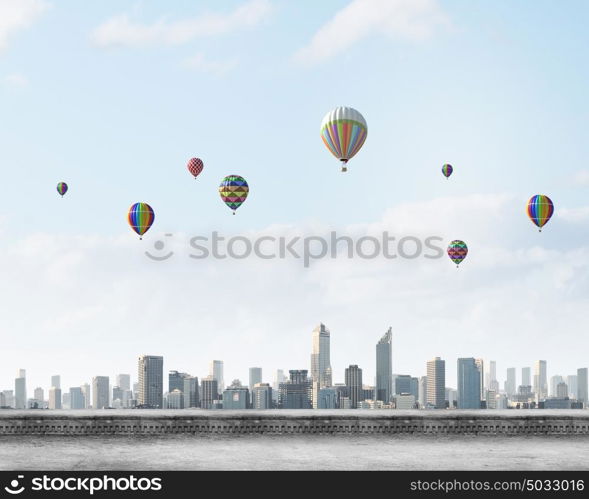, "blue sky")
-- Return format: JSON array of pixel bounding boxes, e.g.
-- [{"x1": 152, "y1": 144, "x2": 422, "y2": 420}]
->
[{"x1": 1, "y1": 0, "x2": 588, "y2": 395}]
